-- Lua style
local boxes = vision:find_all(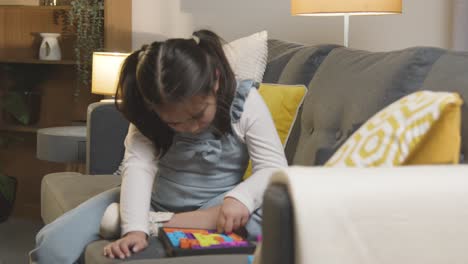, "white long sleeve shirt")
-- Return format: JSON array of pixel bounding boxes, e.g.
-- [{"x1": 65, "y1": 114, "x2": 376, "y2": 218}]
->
[{"x1": 120, "y1": 88, "x2": 288, "y2": 236}]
